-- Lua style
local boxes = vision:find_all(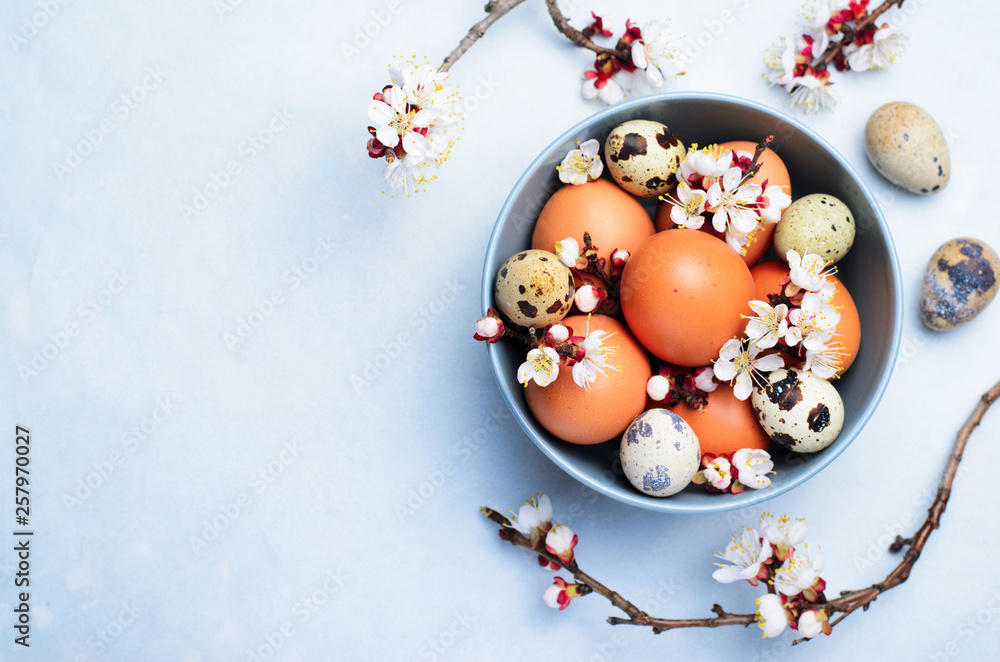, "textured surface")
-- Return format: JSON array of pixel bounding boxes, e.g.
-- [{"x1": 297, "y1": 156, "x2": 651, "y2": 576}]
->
[
  {"x1": 865, "y1": 101, "x2": 951, "y2": 194},
  {"x1": 2, "y1": 0, "x2": 1000, "y2": 660},
  {"x1": 920, "y1": 238, "x2": 999, "y2": 331}
]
